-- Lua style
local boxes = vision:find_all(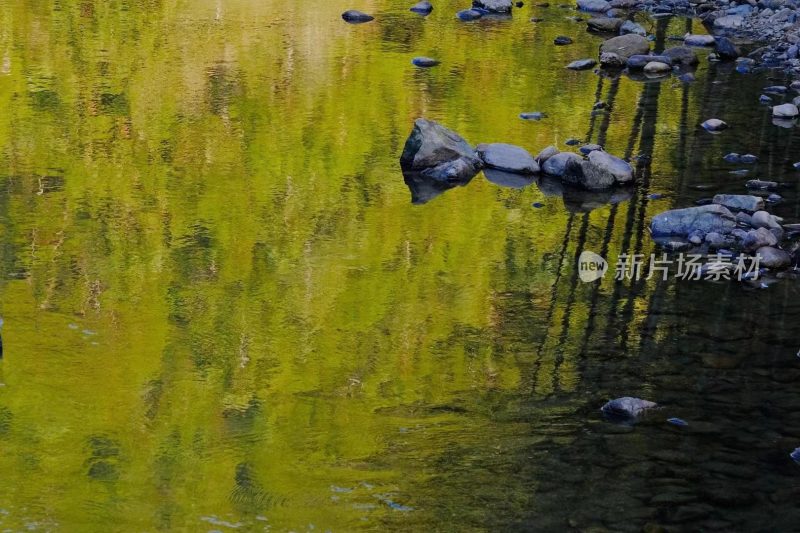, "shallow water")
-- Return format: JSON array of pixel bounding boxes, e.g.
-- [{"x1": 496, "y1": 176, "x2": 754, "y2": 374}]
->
[{"x1": 0, "y1": 0, "x2": 799, "y2": 531}]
